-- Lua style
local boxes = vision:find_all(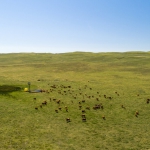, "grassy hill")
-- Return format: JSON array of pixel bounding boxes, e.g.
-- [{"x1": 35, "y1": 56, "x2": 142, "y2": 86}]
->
[{"x1": 0, "y1": 52, "x2": 150, "y2": 150}]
